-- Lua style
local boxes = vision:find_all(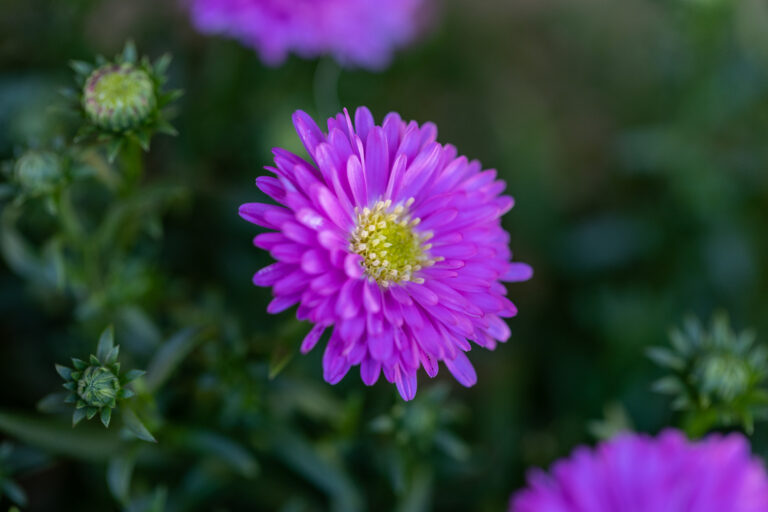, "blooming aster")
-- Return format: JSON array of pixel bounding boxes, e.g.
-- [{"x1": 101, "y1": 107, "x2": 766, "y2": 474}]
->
[
  {"x1": 239, "y1": 107, "x2": 532, "y2": 400},
  {"x1": 510, "y1": 429, "x2": 768, "y2": 512},
  {"x1": 189, "y1": 0, "x2": 428, "y2": 70}
]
